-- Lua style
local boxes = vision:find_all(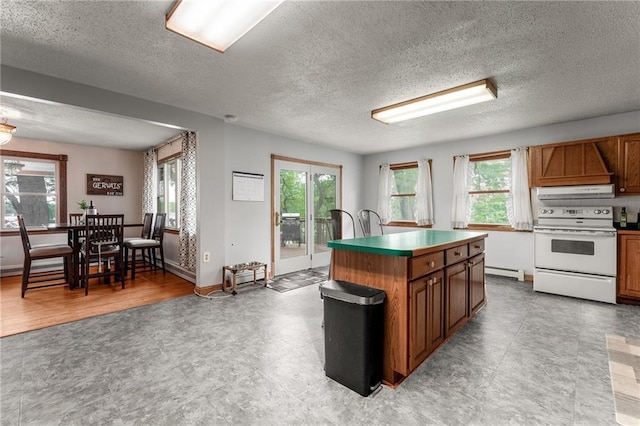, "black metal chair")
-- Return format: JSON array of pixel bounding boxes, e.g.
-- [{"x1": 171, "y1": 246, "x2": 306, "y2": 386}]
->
[
  {"x1": 329, "y1": 209, "x2": 356, "y2": 240},
  {"x1": 357, "y1": 209, "x2": 384, "y2": 237},
  {"x1": 124, "y1": 213, "x2": 166, "y2": 280},
  {"x1": 18, "y1": 214, "x2": 74, "y2": 298},
  {"x1": 79, "y1": 214, "x2": 125, "y2": 295}
]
